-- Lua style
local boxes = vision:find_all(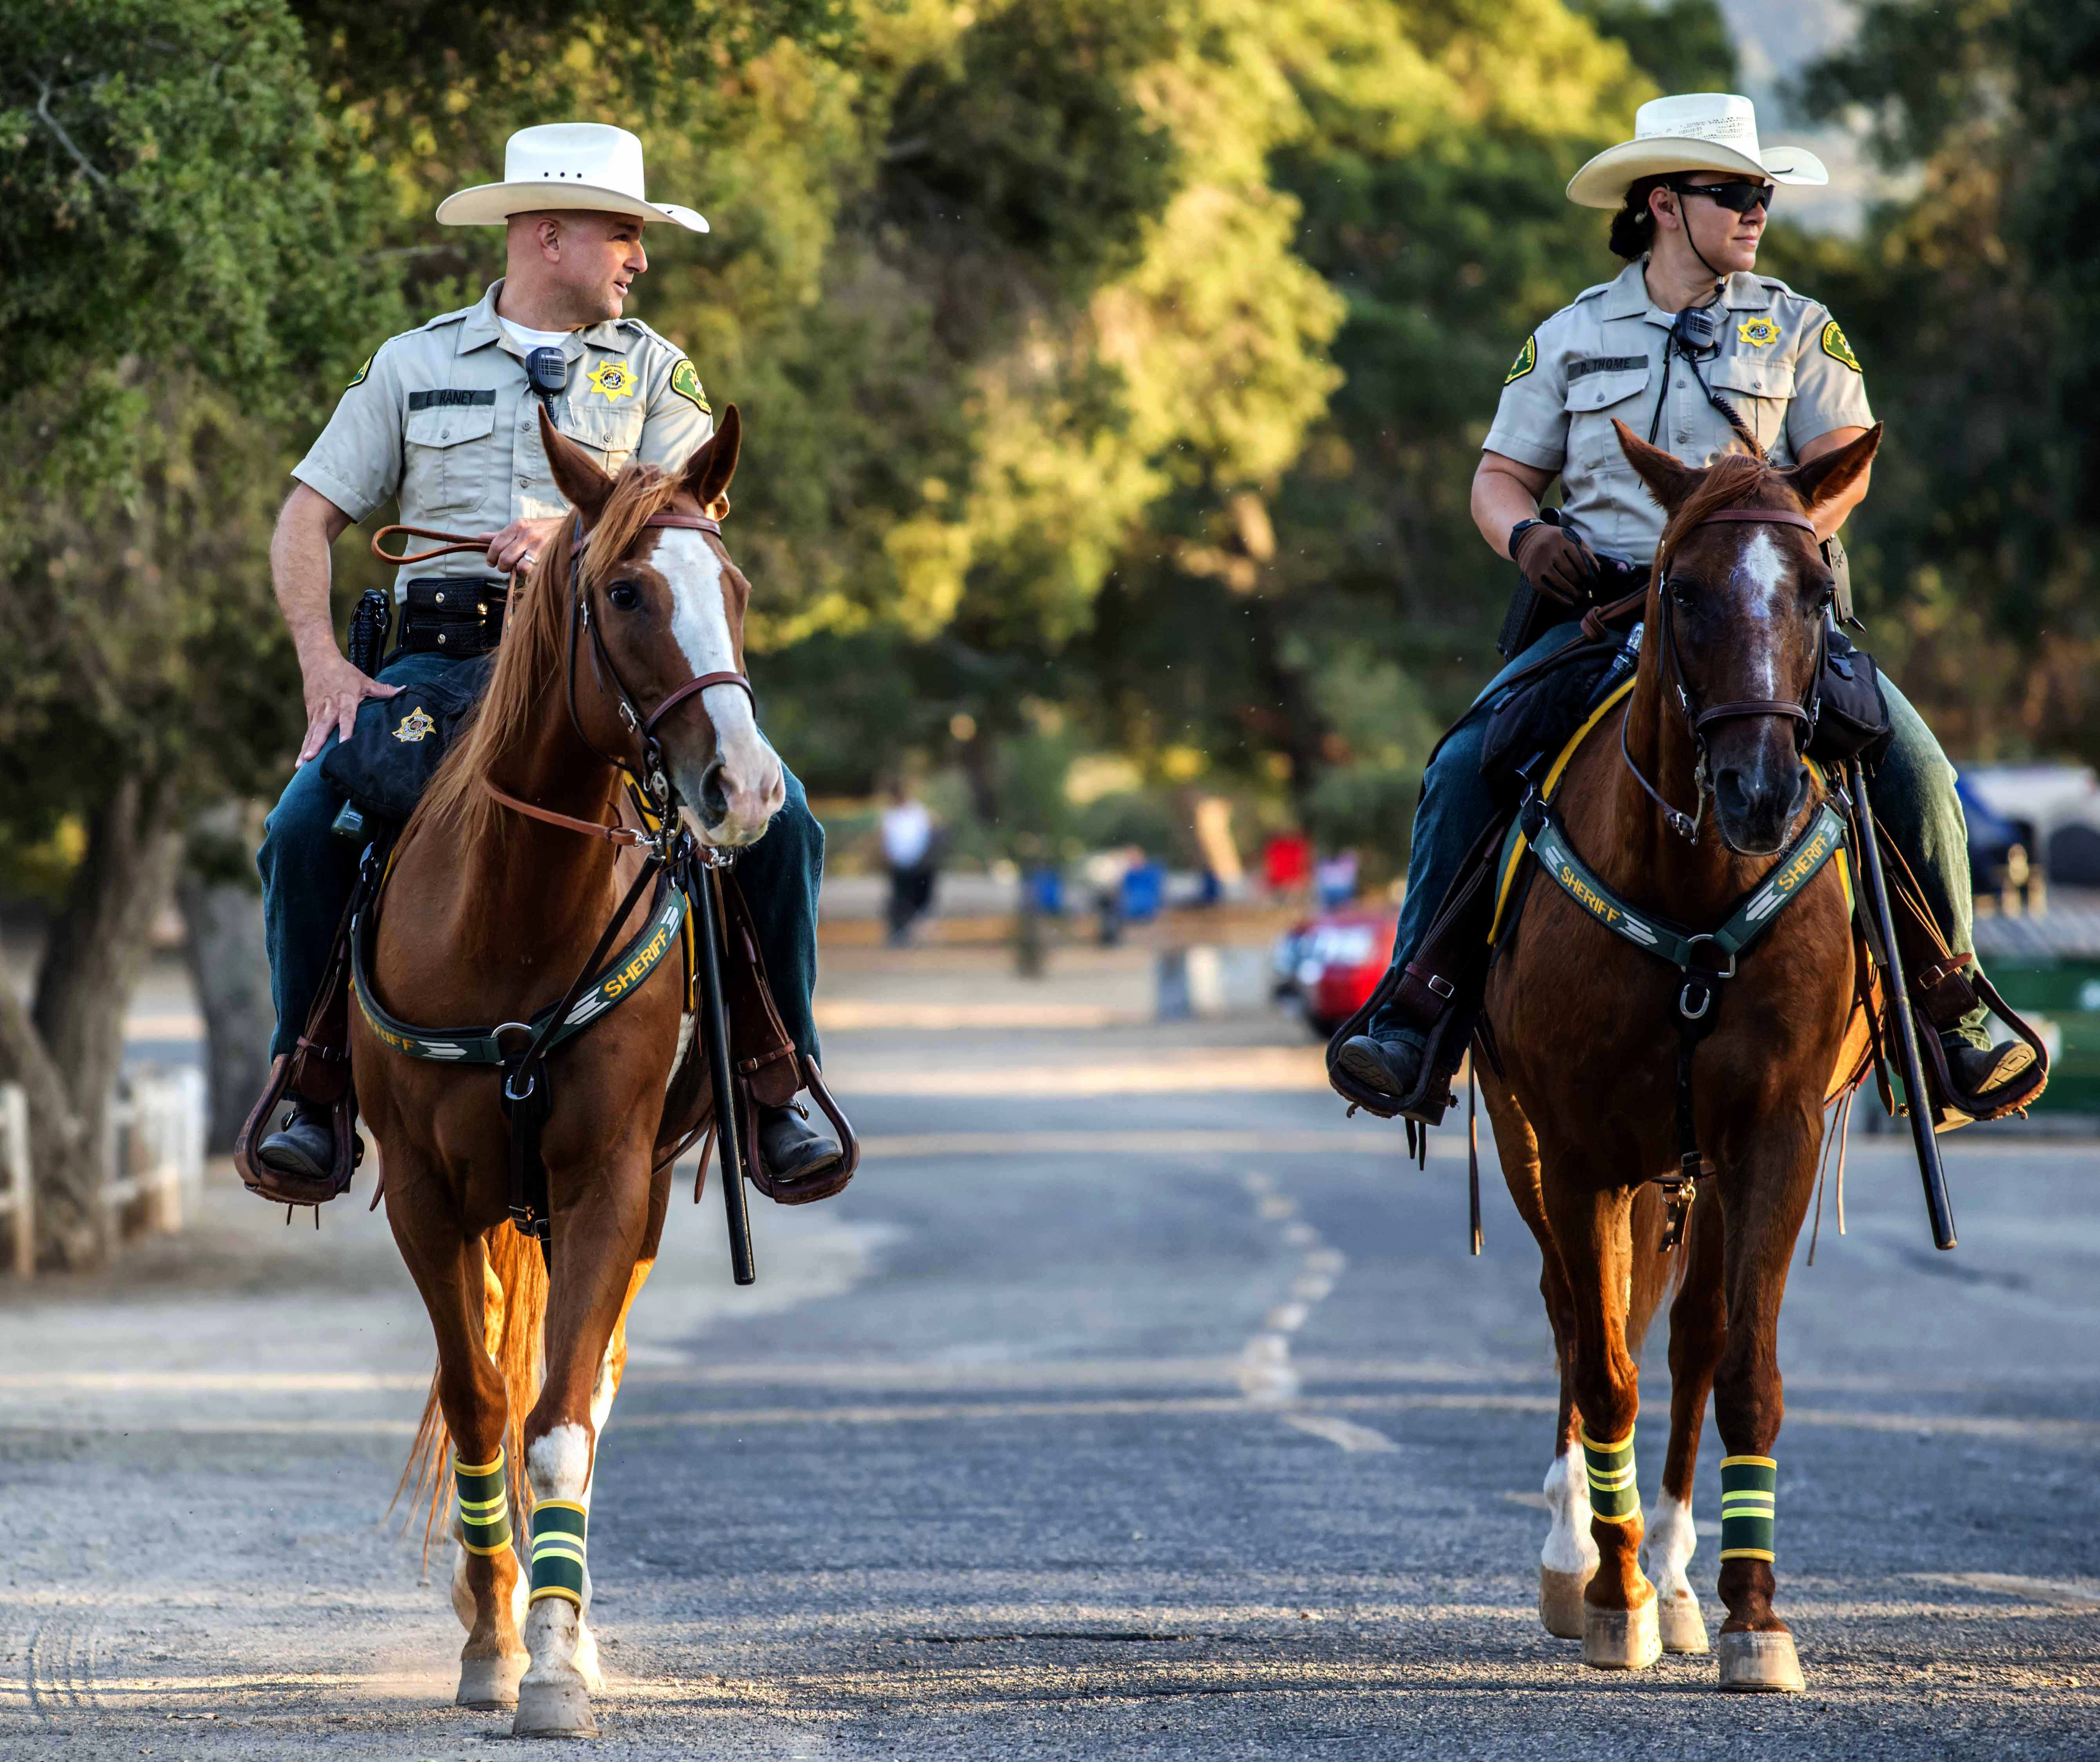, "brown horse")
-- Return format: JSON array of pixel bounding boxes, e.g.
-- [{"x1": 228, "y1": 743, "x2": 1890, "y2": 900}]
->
[
  {"x1": 1480, "y1": 419, "x2": 1882, "y2": 1691},
  {"x1": 353, "y1": 405, "x2": 781, "y2": 1736}
]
